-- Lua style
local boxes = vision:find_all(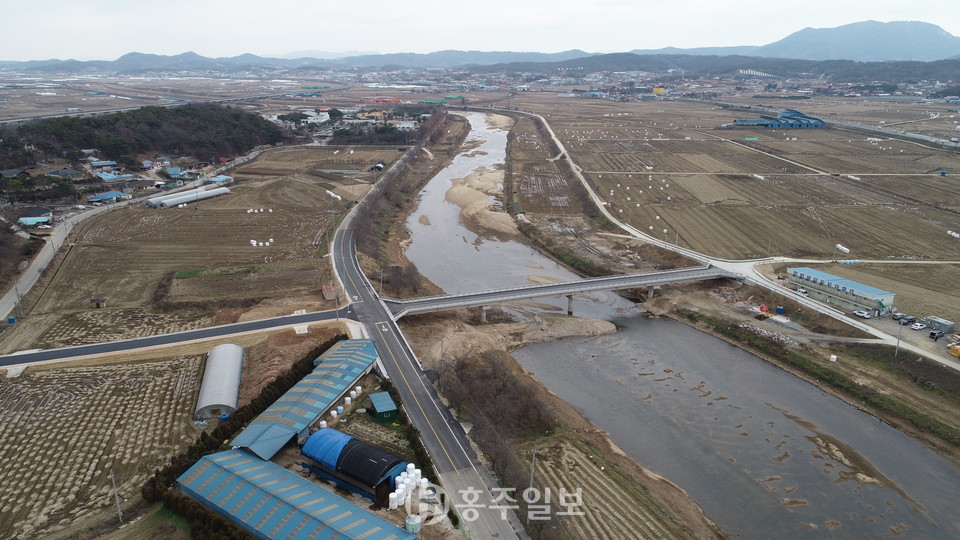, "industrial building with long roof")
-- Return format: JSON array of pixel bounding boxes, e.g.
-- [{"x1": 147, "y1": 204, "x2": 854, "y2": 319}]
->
[
  {"x1": 734, "y1": 109, "x2": 826, "y2": 128},
  {"x1": 178, "y1": 449, "x2": 414, "y2": 540},
  {"x1": 230, "y1": 339, "x2": 380, "y2": 460},
  {"x1": 786, "y1": 267, "x2": 895, "y2": 312}
]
